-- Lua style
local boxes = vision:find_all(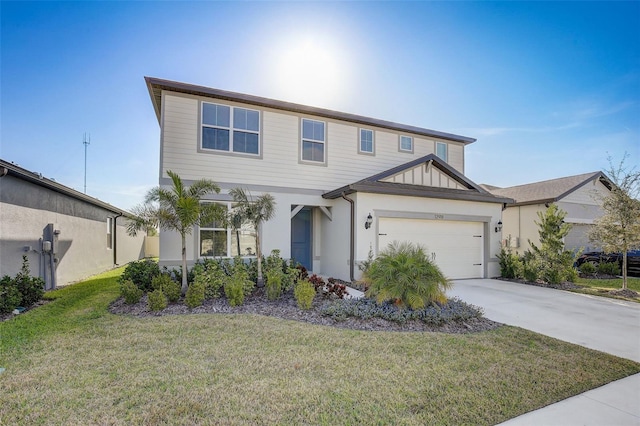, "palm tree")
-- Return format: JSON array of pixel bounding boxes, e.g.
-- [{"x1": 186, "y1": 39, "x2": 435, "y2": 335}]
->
[
  {"x1": 127, "y1": 170, "x2": 224, "y2": 295},
  {"x1": 228, "y1": 187, "x2": 276, "y2": 287}
]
